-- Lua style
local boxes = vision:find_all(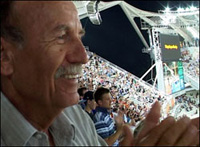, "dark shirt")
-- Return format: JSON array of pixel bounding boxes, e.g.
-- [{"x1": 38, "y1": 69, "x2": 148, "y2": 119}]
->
[{"x1": 85, "y1": 110, "x2": 95, "y2": 121}]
